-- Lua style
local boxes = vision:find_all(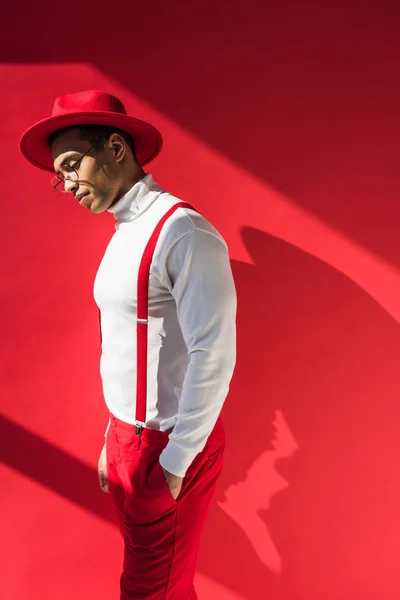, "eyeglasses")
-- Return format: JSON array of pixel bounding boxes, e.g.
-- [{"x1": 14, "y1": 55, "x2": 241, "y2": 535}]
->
[{"x1": 51, "y1": 144, "x2": 95, "y2": 193}]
